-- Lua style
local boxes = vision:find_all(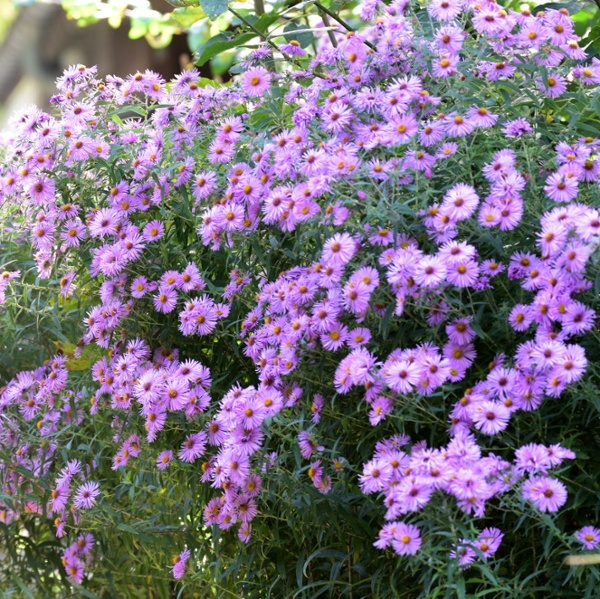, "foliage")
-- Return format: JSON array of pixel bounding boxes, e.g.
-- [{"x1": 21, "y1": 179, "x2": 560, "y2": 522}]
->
[{"x1": 2, "y1": 1, "x2": 600, "y2": 597}]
